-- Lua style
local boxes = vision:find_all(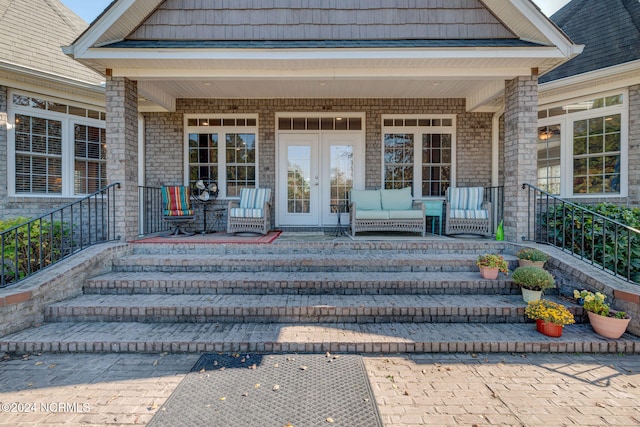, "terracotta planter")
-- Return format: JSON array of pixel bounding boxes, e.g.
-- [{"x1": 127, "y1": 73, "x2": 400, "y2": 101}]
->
[
  {"x1": 521, "y1": 288, "x2": 542, "y2": 303},
  {"x1": 518, "y1": 259, "x2": 545, "y2": 269},
  {"x1": 587, "y1": 311, "x2": 631, "y2": 339},
  {"x1": 536, "y1": 319, "x2": 563, "y2": 337},
  {"x1": 479, "y1": 266, "x2": 499, "y2": 280}
]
